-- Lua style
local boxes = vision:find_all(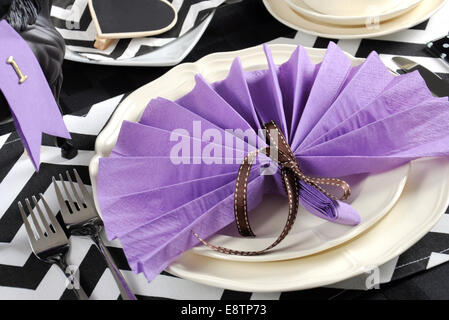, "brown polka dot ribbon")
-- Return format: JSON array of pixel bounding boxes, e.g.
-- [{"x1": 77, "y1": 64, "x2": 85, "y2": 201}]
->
[{"x1": 193, "y1": 121, "x2": 351, "y2": 256}]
